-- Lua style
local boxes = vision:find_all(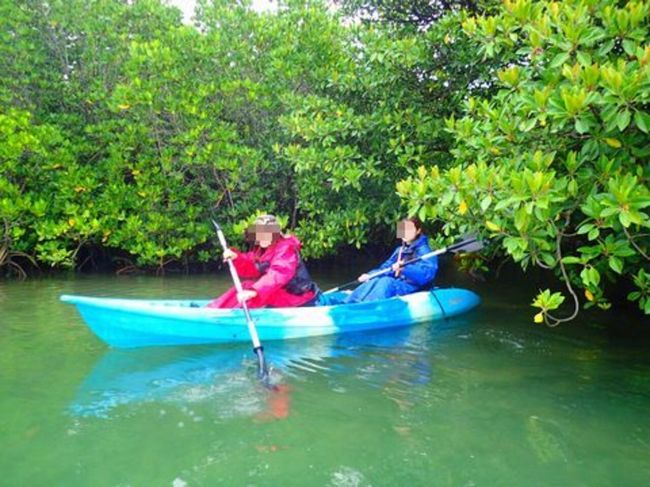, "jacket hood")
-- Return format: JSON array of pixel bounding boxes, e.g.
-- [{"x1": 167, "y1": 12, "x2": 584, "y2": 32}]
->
[
  {"x1": 406, "y1": 234, "x2": 429, "y2": 249},
  {"x1": 280, "y1": 234, "x2": 302, "y2": 251},
  {"x1": 257, "y1": 233, "x2": 302, "y2": 255}
]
